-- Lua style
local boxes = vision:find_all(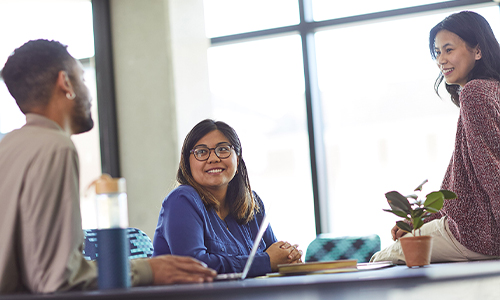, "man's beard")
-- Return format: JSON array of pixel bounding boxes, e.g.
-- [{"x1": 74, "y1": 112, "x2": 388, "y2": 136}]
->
[
  {"x1": 71, "y1": 90, "x2": 94, "y2": 134},
  {"x1": 72, "y1": 109, "x2": 94, "y2": 134}
]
